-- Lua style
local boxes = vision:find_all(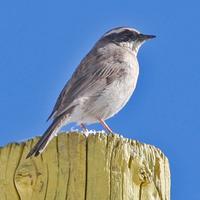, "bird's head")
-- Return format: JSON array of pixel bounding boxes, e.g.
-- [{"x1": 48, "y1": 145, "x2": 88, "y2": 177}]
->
[{"x1": 100, "y1": 27, "x2": 155, "y2": 55}]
